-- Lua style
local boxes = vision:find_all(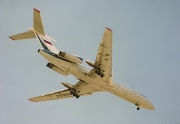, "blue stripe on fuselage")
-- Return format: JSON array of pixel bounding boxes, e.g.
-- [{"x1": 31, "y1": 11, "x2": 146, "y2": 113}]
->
[{"x1": 36, "y1": 33, "x2": 49, "y2": 51}]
